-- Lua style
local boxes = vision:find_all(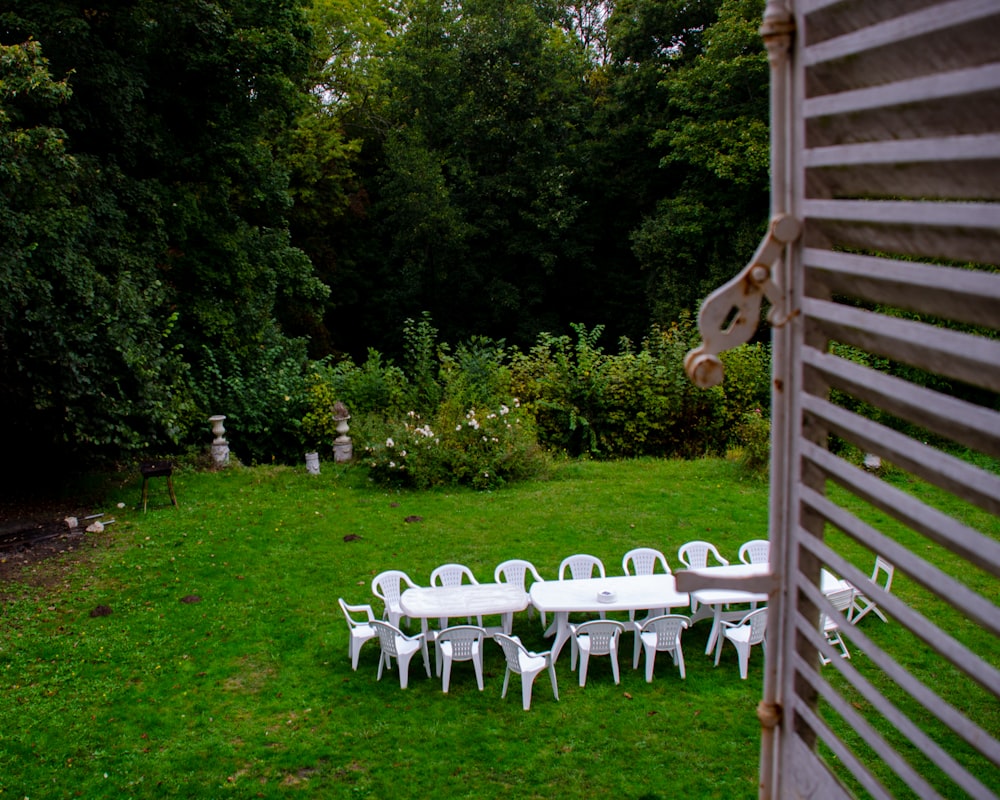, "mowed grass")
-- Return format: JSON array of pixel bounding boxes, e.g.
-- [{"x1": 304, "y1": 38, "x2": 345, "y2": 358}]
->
[{"x1": 0, "y1": 458, "x2": 995, "y2": 798}]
